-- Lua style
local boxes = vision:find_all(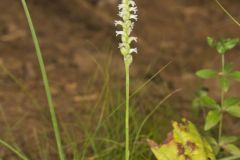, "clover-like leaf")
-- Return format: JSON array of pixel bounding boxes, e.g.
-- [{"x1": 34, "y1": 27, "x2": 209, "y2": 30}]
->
[
  {"x1": 204, "y1": 110, "x2": 221, "y2": 131},
  {"x1": 196, "y1": 69, "x2": 217, "y2": 79}
]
